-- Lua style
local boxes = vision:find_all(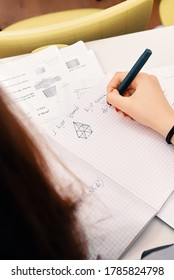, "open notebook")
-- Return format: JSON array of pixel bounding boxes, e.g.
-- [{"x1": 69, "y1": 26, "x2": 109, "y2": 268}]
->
[
  {"x1": 44, "y1": 71, "x2": 174, "y2": 259},
  {"x1": 149, "y1": 65, "x2": 174, "y2": 229},
  {"x1": 46, "y1": 136, "x2": 156, "y2": 260},
  {"x1": 48, "y1": 74, "x2": 174, "y2": 211}
]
